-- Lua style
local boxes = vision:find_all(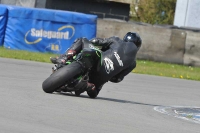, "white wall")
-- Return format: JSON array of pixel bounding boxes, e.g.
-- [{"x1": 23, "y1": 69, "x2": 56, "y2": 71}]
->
[
  {"x1": 185, "y1": 0, "x2": 200, "y2": 28},
  {"x1": 174, "y1": 0, "x2": 200, "y2": 28},
  {"x1": 1, "y1": 0, "x2": 35, "y2": 8}
]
